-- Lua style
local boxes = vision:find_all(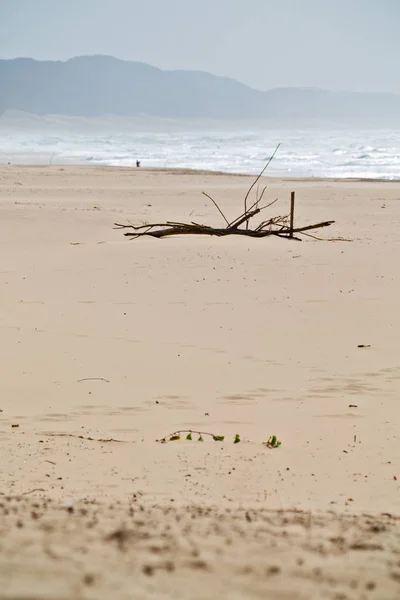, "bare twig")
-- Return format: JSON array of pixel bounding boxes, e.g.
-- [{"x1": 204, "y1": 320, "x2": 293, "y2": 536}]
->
[
  {"x1": 156, "y1": 430, "x2": 226, "y2": 443},
  {"x1": 243, "y1": 143, "x2": 281, "y2": 224},
  {"x1": 290, "y1": 221, "x2": 335, "y2": 234},
  {"x1": 77, "y1": 378, "x2": 110, "y2": 383},
  {"x1": 202, "y1": 192, "x2": 230, "y2": 226},
  {"x1": 0, "y1": 488, "x2": 46, "y2": 497},
  {"x1": 257, "y1": 185, "x2": 269, "y2": 206},
  {"x1": 38, "y1": 433, "x2": 129, "y2": 443}
]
